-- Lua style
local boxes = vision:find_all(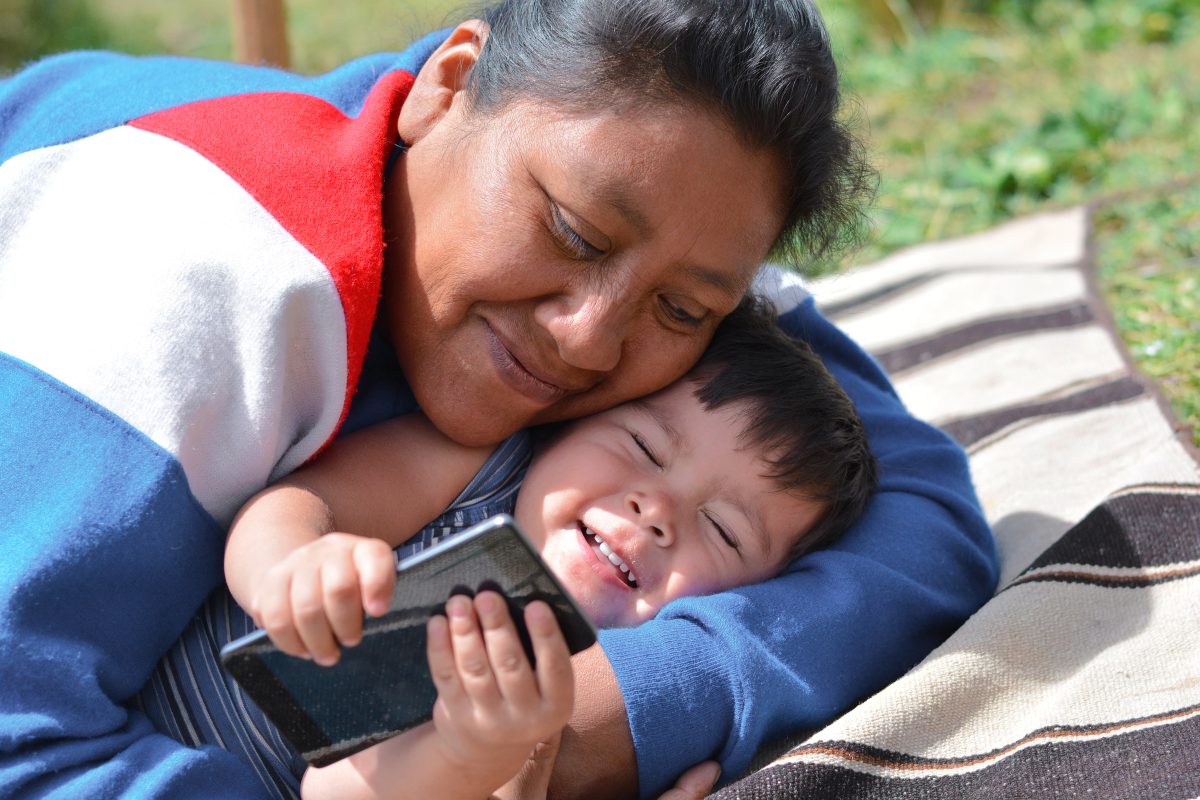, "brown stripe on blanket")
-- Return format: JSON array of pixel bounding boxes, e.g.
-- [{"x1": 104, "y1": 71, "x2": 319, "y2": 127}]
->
[
  {"x1": 821, "y1": 263, "x2": 1086, "y2": 321},
  {"x1": 1011, "y1": 487, "x2": 1200, "y2": 575},
  {"x1": 941, "y1": 375, "x2": 1144, "y2": 449},
  {"x1": 714, "y1": 706, "x2": 1200, "y2": 800},
  {"x1": 821, "y1": 273, "x2": 939, "y2": 319},
  {"x1": 873, "y1": 303, "x2": 1094, "y2": 375},
  {"x1": 778, "y1": 702, "x2": 1200, "y2": 770},
  {"x1": 1007, "y1": 562, "x2": 1200, "y2": 590}
]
